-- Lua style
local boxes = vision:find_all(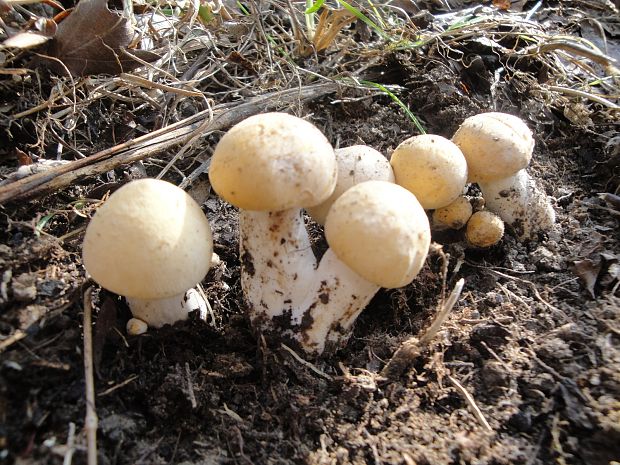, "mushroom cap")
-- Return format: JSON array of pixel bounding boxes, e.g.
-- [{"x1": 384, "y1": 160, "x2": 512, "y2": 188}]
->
[
  {"x1": 306, "y1": 145, "x2": 395, "y2": 225},
  {"x1": 390, "y1": 134, "x2": 468, "y2": 210},
  {"x1": 82, "y1": 179, "x2": 213, "y2": 300},
  {"x1": 324, "y1": 180, "x2": 431, "y2": 289},
  {"x1": 209, "y1": 112, "x2": 337, "y2": 211},
  {"x1": 452, "y1": 112, "x2": 534, "y2": 183},
  {"x1": 432, "y1": 195, "x2": 473, "y2": 230},
  {"x1": 465, "y1": 211, "x2": 504, "y2": 248}
]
